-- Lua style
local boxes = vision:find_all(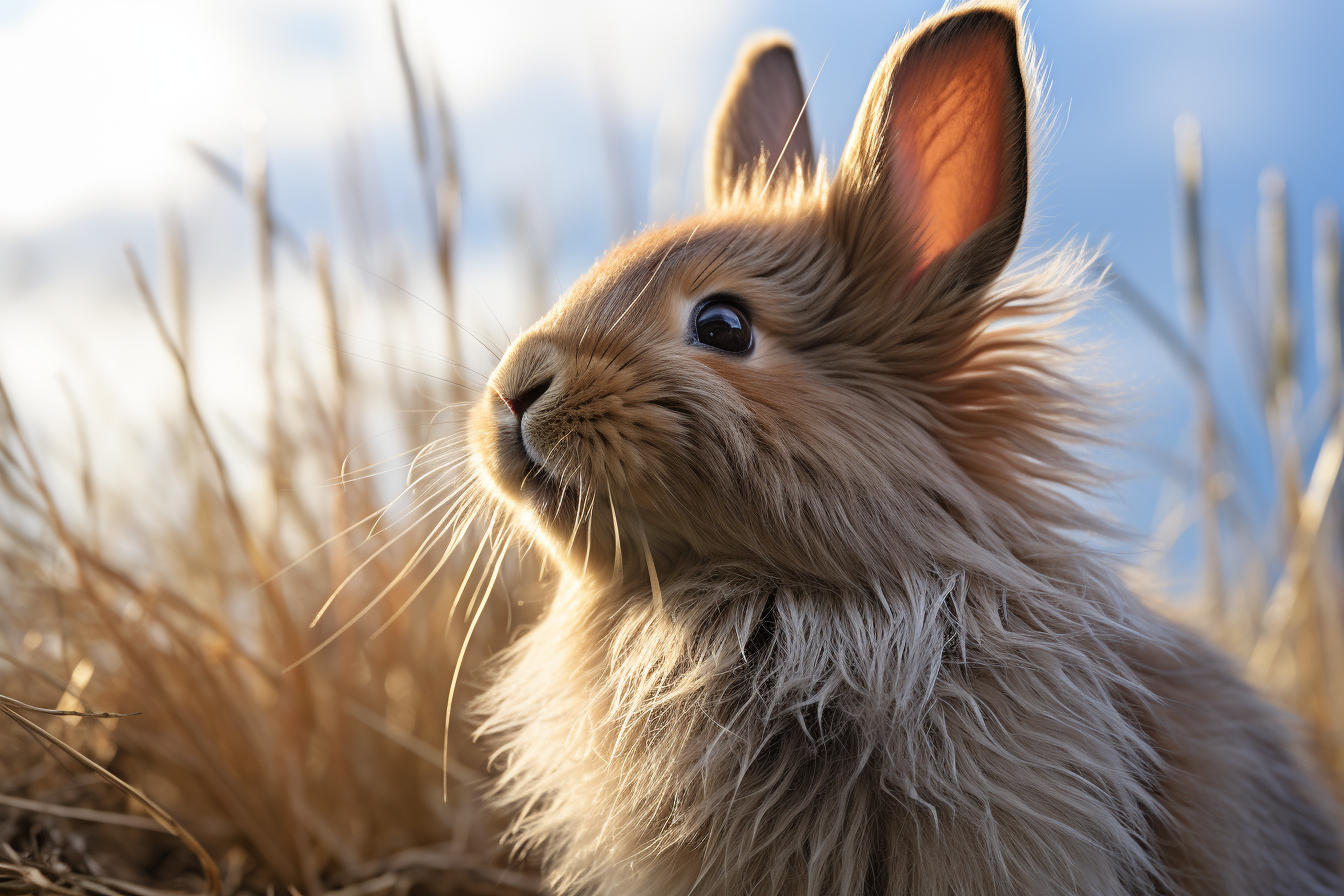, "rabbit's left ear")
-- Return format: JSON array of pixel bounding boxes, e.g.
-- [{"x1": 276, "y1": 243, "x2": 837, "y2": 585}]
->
[
  {"x1": 704, "y1": 34, "x2": 814, "y2": 207},
  {"x1": 832, "y1": 2, "x2": 1028, "y2": 294}
]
